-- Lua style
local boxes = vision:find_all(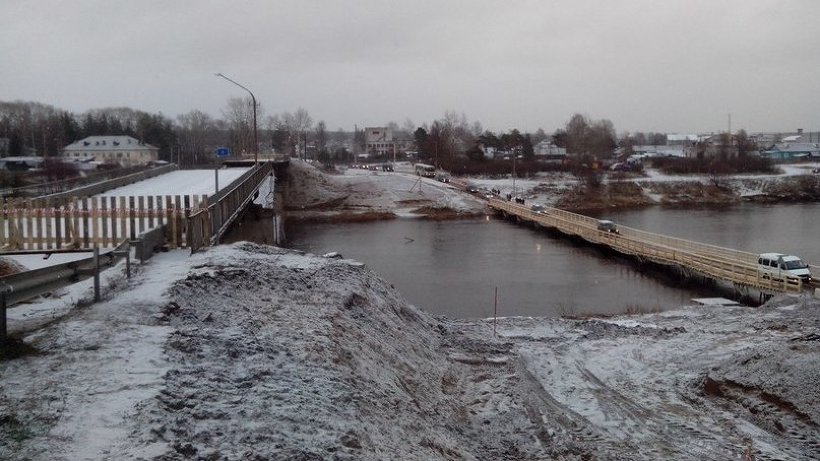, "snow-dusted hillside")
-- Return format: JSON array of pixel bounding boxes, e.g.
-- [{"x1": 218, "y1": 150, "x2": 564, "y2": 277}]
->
[{"x1": 2, "y1": 242, "x2": 819, "y2": 460}]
